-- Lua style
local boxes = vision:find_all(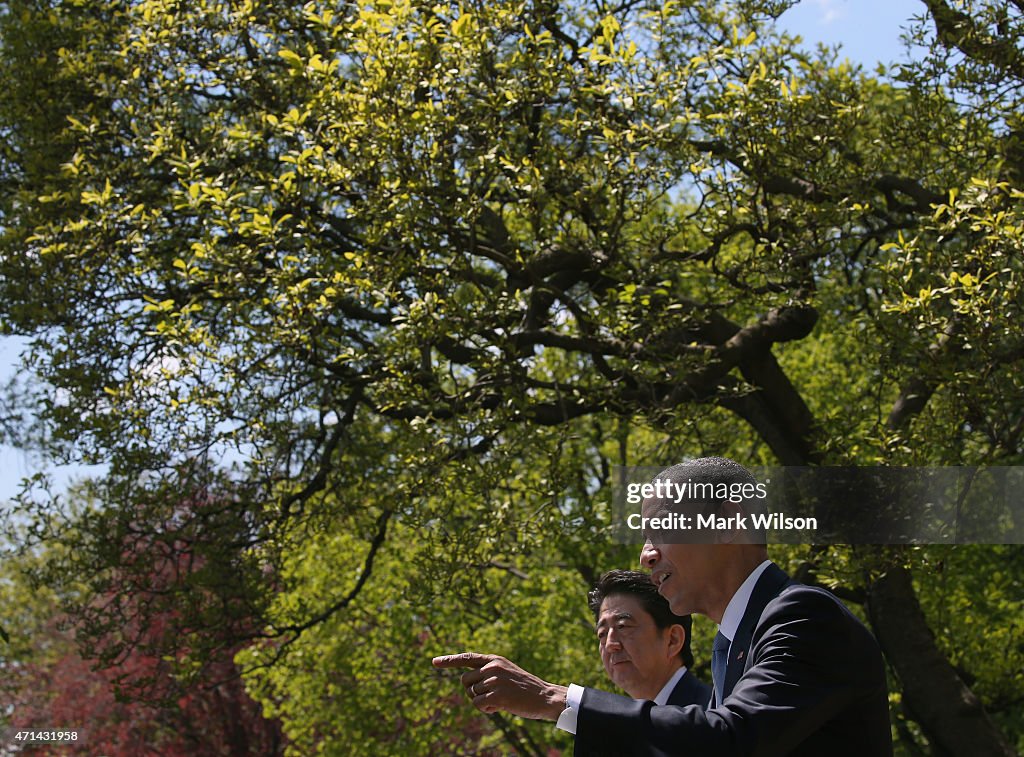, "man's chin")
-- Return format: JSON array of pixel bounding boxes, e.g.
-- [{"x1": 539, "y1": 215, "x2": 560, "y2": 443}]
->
[
  {"x1": 666, "y1": 596, "x2": 689, "y2": 616},
  {"x1": 609, "y1": 669, "x2": 637, "y2": 690}
]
